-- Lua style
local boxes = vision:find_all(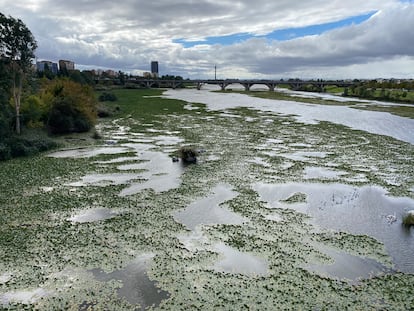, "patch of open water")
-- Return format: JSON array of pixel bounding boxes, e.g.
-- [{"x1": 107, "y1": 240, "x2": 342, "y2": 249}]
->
[
  {"x1": 68, "y1": 208, "x2": 121, "y2": 223},
  {"x1": 0, "y1": 273, "x2": 12, "y2": 284},
  {"x1": 164, "y1": 89, "x2": 414, "y2": 144},
  {"x1": 1, "y1": 288, "x2": 49, "y2": 306},
  {"x1": 253, "y1": 182, "x2": 414, "y2": 273},
  {"x1": 119, "y1": 151, "x2": 184, "y2": 195},
  {"x1": 305, "y1": 244, "x2": 392, "y2": 284},
  {"x1": 48, "y1": 146, "x2": 131, "y2": 158},
  {"x1": 90, "y1": 254, "x2": 169, "y2": 309},
  {"x1": 174, "y1": 184, "x2": 269, "y2": 276},
  {"x1": 212, "y1": 242, "x2": 268, "y2": 276},
  {"x1": 53, "y1": 140, "x2": 185, "y2": 194},
  {"x1": 303, "y1": 167, "x2": 348, "y2": 180},
  {"x1": 67, "y1": 173, "x2": 139, "y2": 187},
  {"x1": 173, "y1": 183, "x2": 244, "y2": 230}
]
